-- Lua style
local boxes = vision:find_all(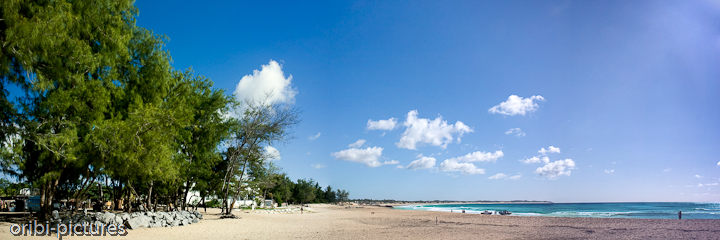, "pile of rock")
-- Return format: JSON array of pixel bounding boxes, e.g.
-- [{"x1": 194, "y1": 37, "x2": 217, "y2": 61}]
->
[{"x1": 51, "y1": 210, "x2": 203, "y2": 229}]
